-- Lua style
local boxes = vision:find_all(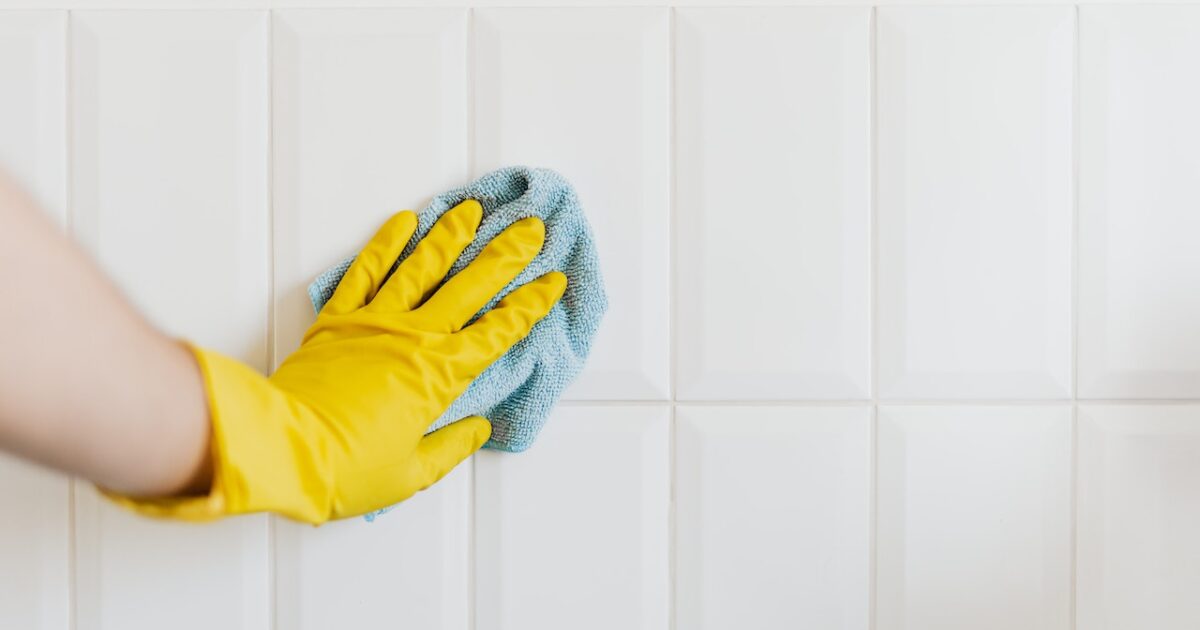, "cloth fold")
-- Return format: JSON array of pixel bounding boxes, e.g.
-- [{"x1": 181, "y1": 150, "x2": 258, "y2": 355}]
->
[{"x1": 308, "y1": 166, "x2": 606, "y2": 456}]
